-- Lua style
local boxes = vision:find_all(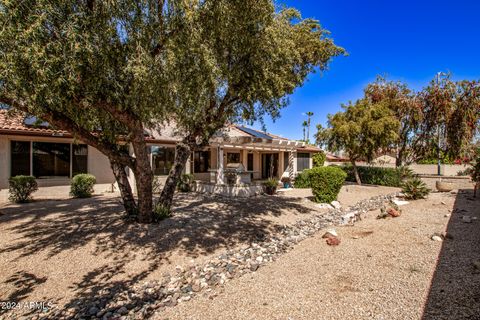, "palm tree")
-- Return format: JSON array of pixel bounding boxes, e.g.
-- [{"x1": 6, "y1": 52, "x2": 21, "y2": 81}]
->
[
  {"x1": 306, "y1": 111, "x2": 314, "y2": 143},
  {"x1": 302, "y1": 120, "x2": 308, "y2": 141}
]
